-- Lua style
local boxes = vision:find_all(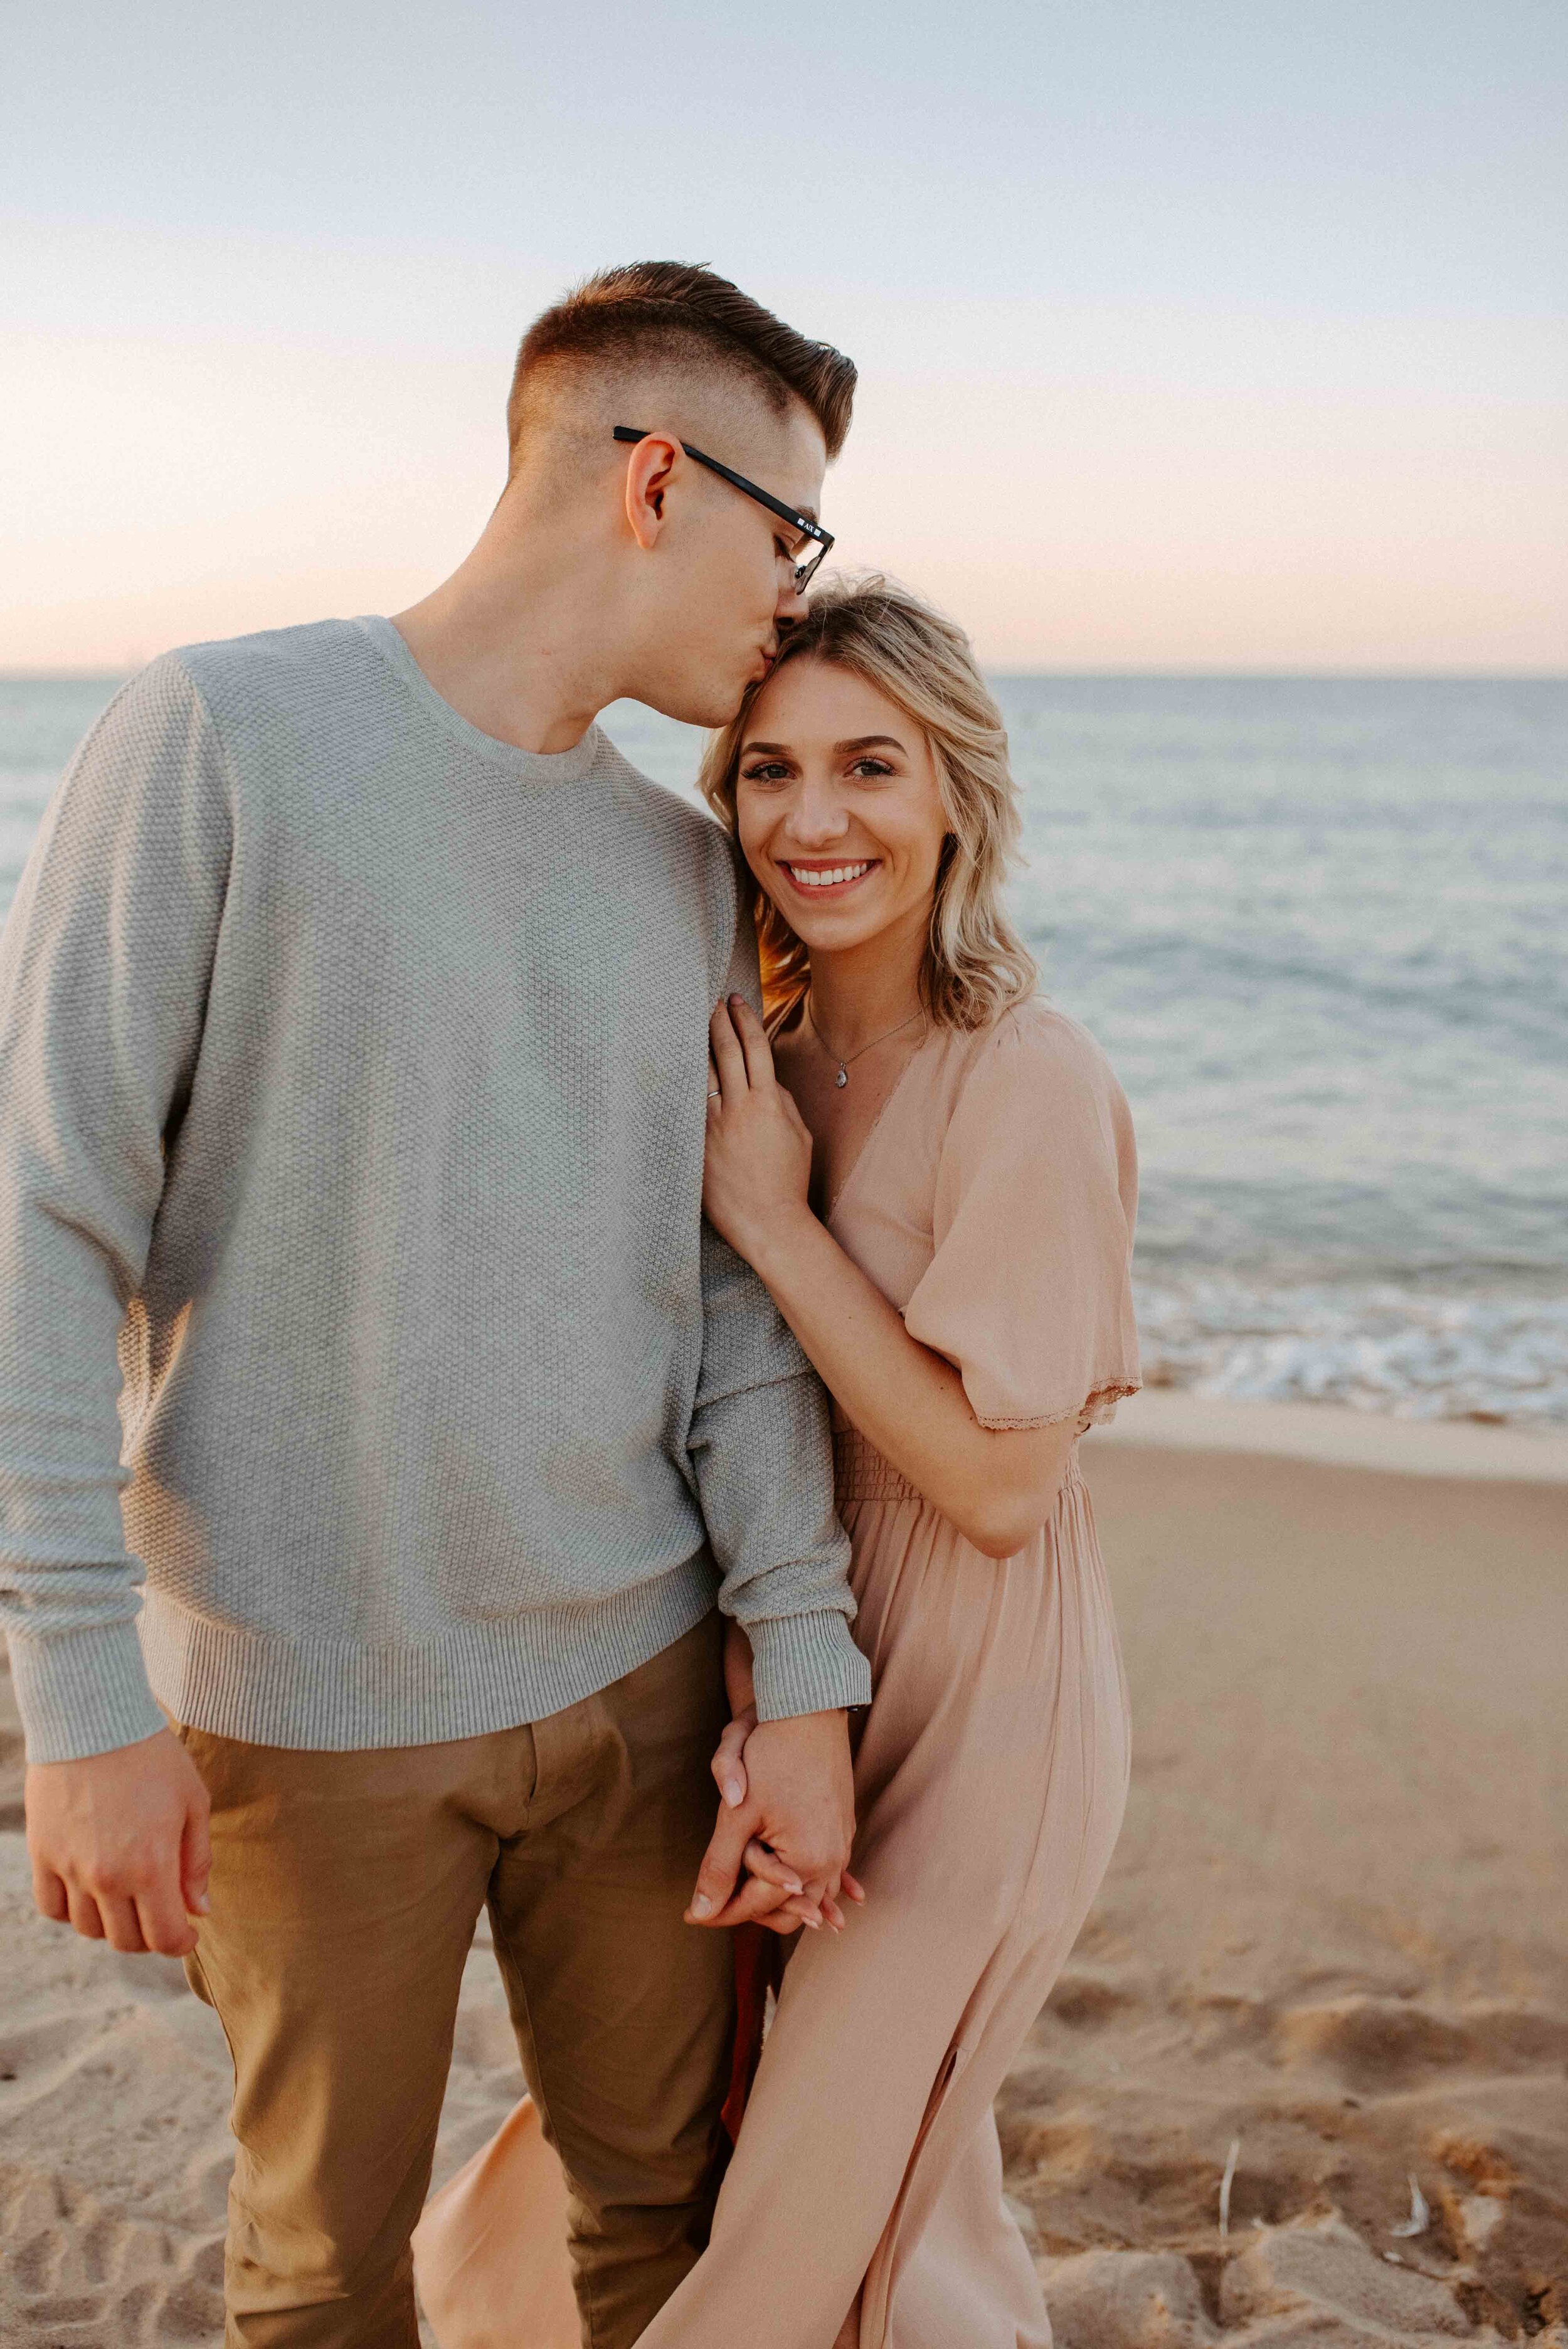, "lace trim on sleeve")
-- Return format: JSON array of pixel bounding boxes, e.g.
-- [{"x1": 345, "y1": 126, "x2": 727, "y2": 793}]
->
[{"x1": 975, "y1": 1379, "x2": 1143, "y2": 1435}]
